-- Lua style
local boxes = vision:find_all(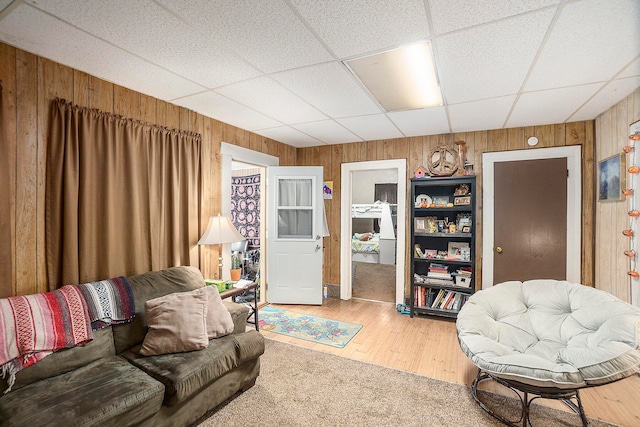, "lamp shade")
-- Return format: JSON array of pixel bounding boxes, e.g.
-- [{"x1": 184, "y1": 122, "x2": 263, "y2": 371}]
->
[{"x1": 198, "y1": 215, "x2": 244, "y2": 245}]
